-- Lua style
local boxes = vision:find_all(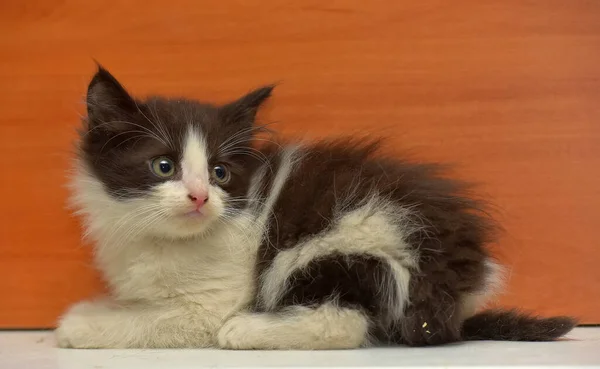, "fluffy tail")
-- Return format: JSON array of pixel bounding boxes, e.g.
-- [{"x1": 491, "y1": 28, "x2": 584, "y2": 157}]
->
[{"x1": 461, "y1": 309, "x2": 577, "y2": 341}]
